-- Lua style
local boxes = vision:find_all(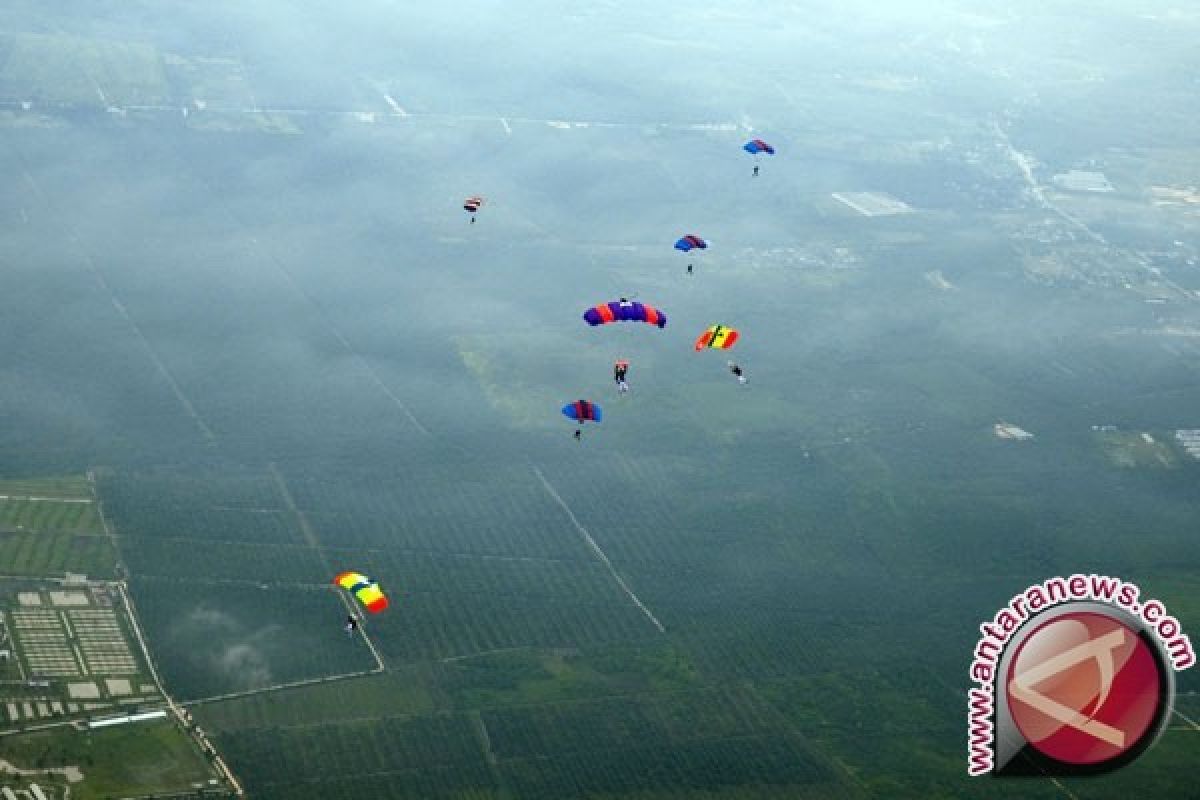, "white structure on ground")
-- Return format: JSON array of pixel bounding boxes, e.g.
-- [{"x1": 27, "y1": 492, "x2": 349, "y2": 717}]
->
[
  {"x1": 88, "y1": 709, "x2": 168, "y2": 729},
  {"x1": 1053, "y1": 170, "x2": 1114, "y2": 192},
  {"x1": 1174, "y1": 430, "x2": 1200, "y2": 460},
  {"x1": 994, "y1": 423, "x2": 1034, "y2": 440}
]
